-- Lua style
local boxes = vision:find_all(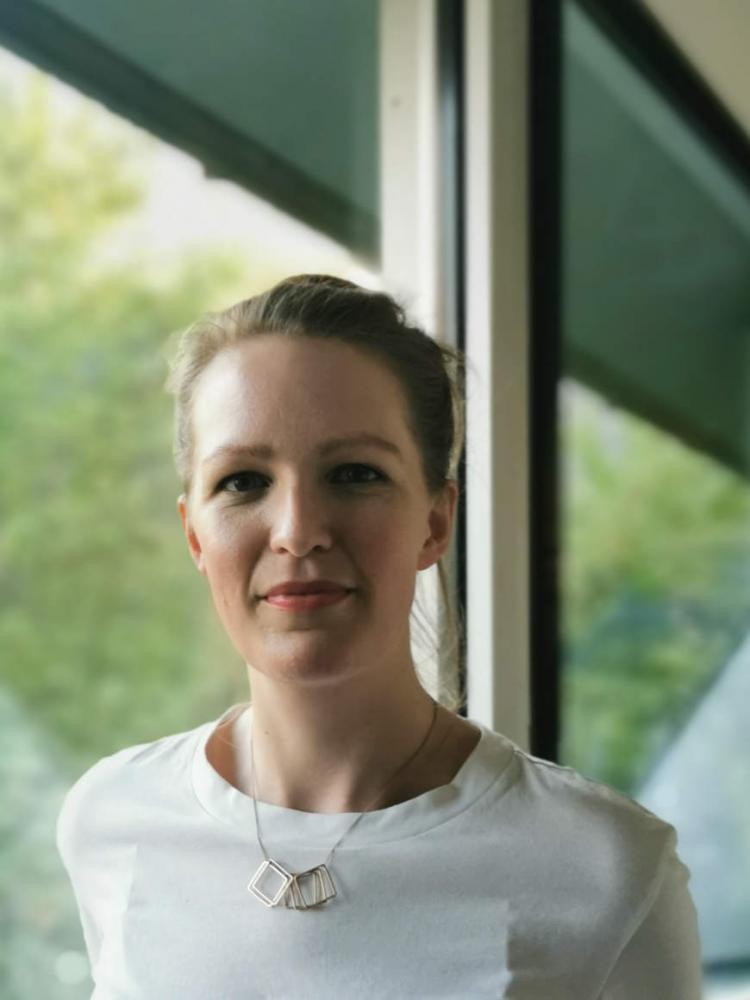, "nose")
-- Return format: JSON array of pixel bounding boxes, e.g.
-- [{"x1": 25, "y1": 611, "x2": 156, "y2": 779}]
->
[{"x1": 268, "y1": 480, "x2": 333, "y2": 556}]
